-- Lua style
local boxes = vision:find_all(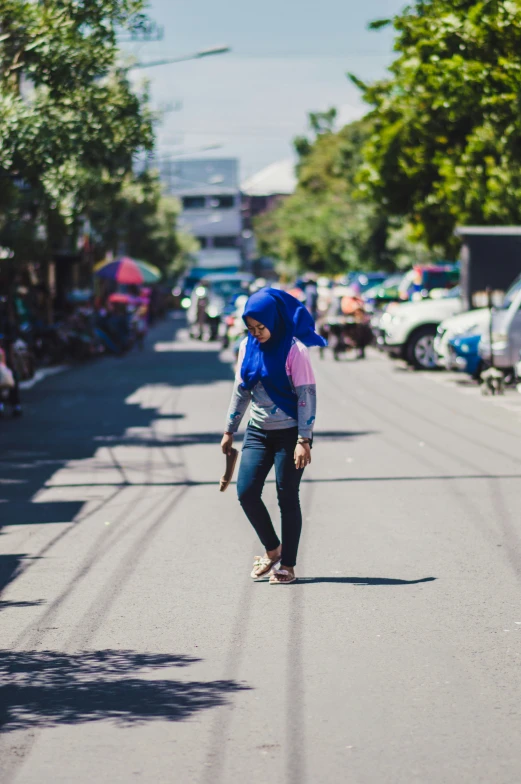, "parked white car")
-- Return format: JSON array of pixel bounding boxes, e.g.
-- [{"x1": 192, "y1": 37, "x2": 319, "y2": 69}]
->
[
  {"x1": 382, "y1": 288, "x2": 463, "y2": 369},
  {"x1": 434, "y1": 308, "x2": 490, "y2": 369}
]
